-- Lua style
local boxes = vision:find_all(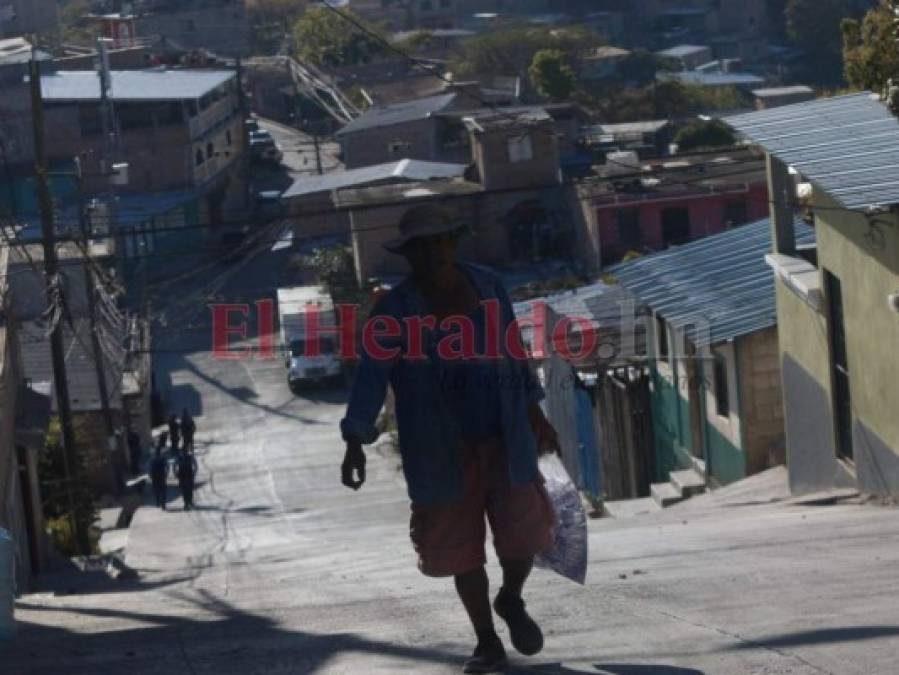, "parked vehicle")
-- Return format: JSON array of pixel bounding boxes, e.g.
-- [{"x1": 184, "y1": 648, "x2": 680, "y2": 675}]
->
[
  {"x1": 277, "y1": 286, "x2": 341, "y2": 388},
  {"x1": 249, "y1": 129, "x2": 273, "y2": 143},
  {"x1": 250, "y1": 130, "x2": 283, "y2": 163}
]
